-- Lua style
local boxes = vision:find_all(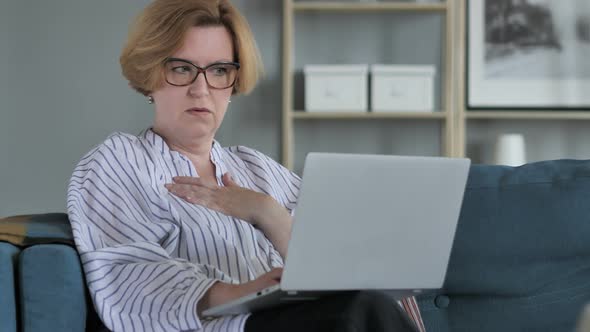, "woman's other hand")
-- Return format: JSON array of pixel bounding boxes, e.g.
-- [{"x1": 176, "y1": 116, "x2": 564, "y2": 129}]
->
[{"x1": 197, "y1": 268, "x2": 283, "y2": 315}]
